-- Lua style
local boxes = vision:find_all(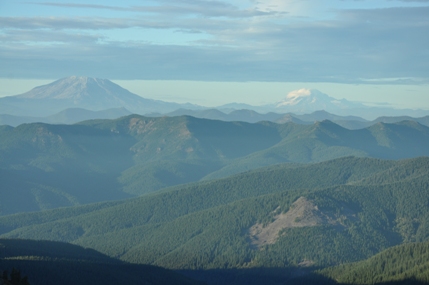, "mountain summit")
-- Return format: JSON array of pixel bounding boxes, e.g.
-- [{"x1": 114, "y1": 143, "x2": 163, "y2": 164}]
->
[
  {"x1": 275, "y1": 88, "x2": 364, "y2": 113},
  {"x1": 17, "y1": 76, "x2": 138, "y2": 101},
  {"x1": 0, "y1": 76, "x2": 200, "y2": 117}
]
